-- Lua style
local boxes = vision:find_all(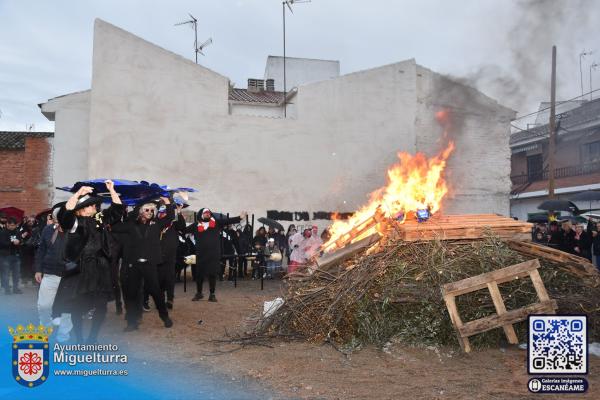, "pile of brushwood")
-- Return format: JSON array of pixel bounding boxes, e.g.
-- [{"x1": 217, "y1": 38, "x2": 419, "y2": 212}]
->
[{"x1": 254, "y1": 233, "x2": 600, "y2": 350}]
